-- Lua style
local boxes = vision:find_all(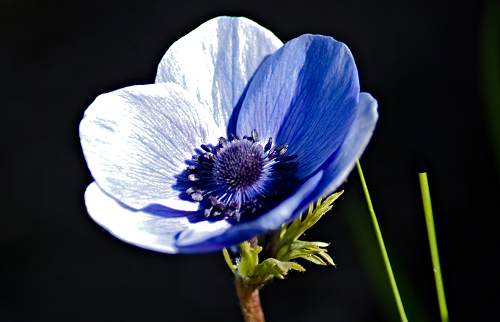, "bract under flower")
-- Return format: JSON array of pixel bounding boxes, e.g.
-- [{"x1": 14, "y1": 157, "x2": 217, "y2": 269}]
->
[{"x1": 80, "y1": 16, "x2": 378, "y2": 254}]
